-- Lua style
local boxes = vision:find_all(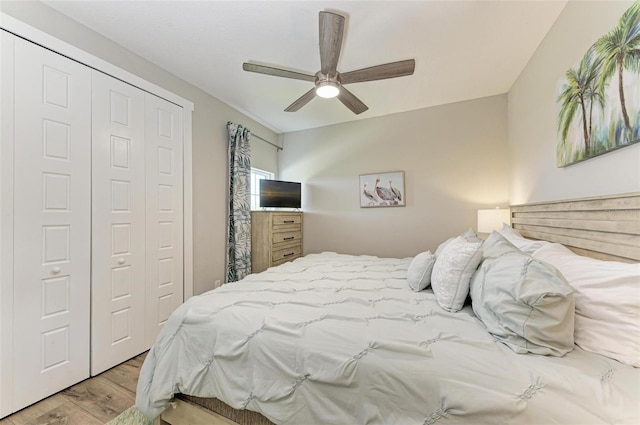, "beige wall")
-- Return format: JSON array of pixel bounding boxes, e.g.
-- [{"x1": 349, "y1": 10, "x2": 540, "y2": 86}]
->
[
  {"x1": 251, "y1": 138, "x2": 279, "y2": 176},
  {"x1": 1, "y1": 1, "x2": 280, "y2": 294},
  {"x1": 508, "y1": 0, "x2": 640, "y2": 204},
  {"x1": 279, "y1": 95, "x2": 510, "y2": 257}
]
